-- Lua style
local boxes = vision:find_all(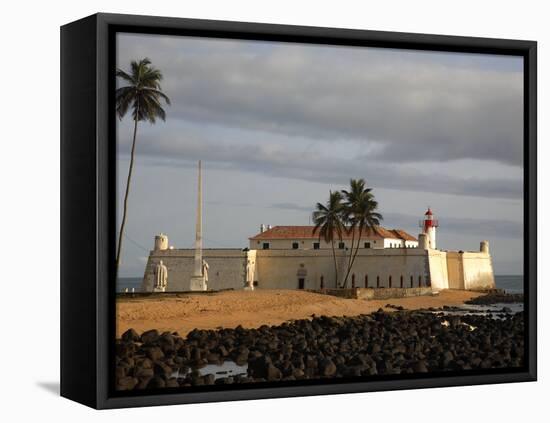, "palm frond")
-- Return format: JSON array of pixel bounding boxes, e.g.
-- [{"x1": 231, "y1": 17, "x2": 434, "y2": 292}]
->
[{"x1": 116, "y1": 58, "x2": 170, "y2": 123}]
